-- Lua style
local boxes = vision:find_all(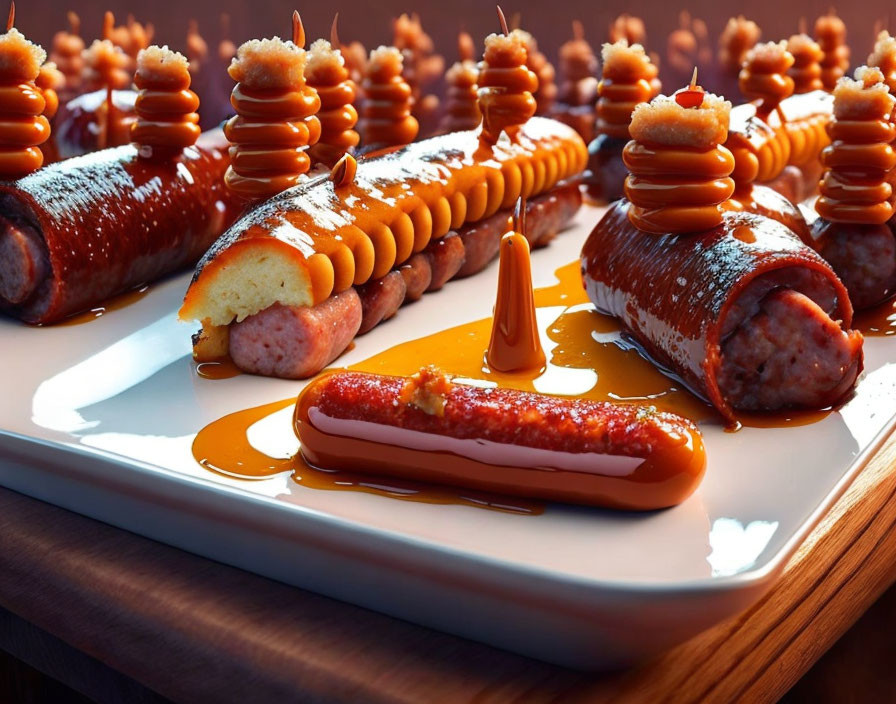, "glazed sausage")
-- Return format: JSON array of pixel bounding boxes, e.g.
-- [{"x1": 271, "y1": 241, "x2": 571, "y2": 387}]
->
[
  {"x1": 581, "y1": 202, "x2": 863, "y2": 422},
  {"x1": 0, "y1": 130, "x2": 242, "y2": 324},
  {"x1": 225, "y1": 186, "x2": 579, "y2": 378},
  {"x1": 294, "y1": 369, "x2": 707, "y2": 511}
]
